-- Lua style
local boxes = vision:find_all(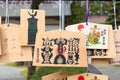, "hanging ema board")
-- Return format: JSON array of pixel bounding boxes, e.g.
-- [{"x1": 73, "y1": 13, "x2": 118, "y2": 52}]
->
[
  {"x1": 33, "y1": 30, "x2": 87, "y2": 67},
  {"x1": 0, "y1": 23, "x2": 32, "y2": 62},
  {"x1": 67, "y1": 73, "x2": 108, "y2": 80},
  {"x1": 109, "y1": 30, "x2": 120, "y2": 65},
  {"x1": 66, "y1": 22, "x2": 116, "y2": 58},
  {"x1": 42, "y1": 72, "x2": 75, "y2": 80},
  {"x1": 66, "y1": 22, "x2": 108, "y2": 49},
  {"x1": 20, "y1": 9, "x2": 45, "y2": 46}
]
